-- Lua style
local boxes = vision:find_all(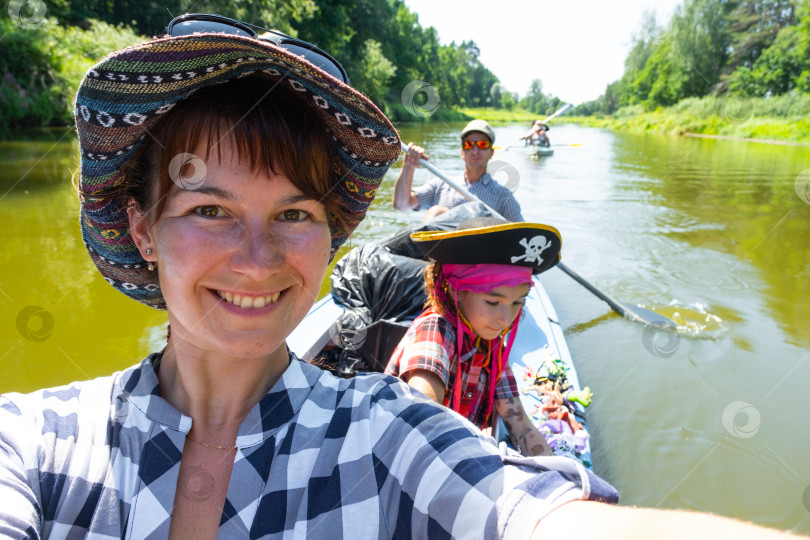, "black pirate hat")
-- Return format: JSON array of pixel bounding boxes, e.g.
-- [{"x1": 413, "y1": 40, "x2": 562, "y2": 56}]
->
[{"x1": 410, "y1": 217, "x2": 562, "y2": 275}]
